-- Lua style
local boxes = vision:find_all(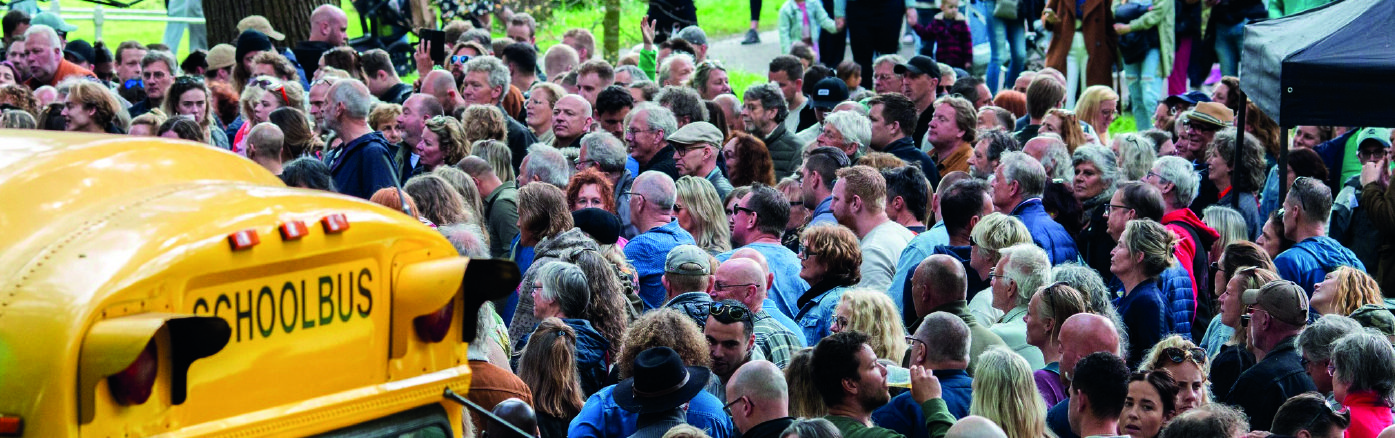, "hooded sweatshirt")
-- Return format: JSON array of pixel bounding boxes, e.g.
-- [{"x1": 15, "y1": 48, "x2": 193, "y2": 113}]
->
[
  {"x1": 1162, "y1": 208, "x2": 1220, "y2": 302},
  {"x1": 508, "y1": 228, "x2": 601, "y2": 345},
  {"x1": 1275, "y1": 236, "x2": 1366, "y2": 295}
]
